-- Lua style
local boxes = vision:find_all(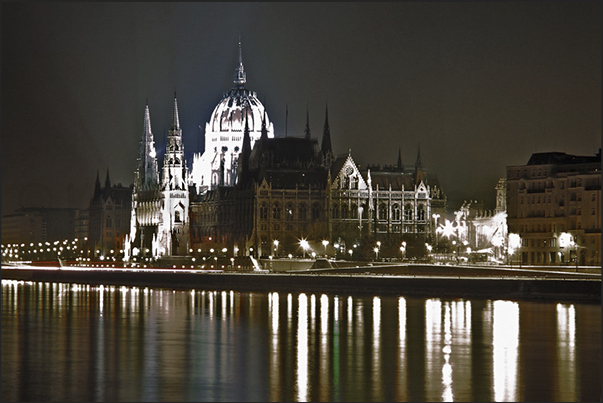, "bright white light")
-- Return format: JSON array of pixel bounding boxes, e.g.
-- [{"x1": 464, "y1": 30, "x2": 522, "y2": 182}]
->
[{"x1": 493, "y1": 300, "x2": 519, "y2": 402}]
